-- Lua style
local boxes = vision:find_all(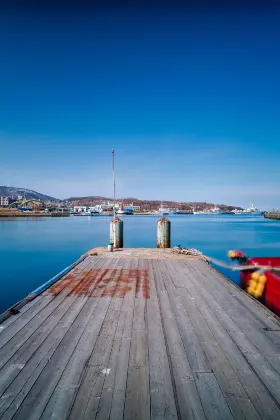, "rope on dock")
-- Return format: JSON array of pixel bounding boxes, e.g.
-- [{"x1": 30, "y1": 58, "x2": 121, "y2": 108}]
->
[
  {"x1": 172, "y1": 246, "x2": 280, "y2": 272},
  {"x1": 172, "y1": 246, "x2": 203, "y2": 257}
]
